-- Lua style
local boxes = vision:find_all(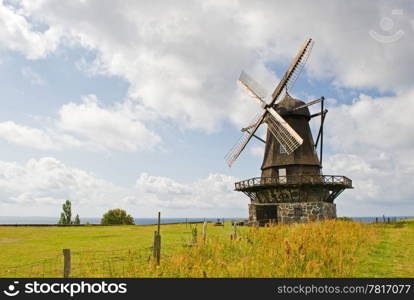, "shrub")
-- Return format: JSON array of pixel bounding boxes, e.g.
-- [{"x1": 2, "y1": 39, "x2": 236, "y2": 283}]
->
[{"x1": 101, "y1": 209, "x2": 135, "y2": 225}]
